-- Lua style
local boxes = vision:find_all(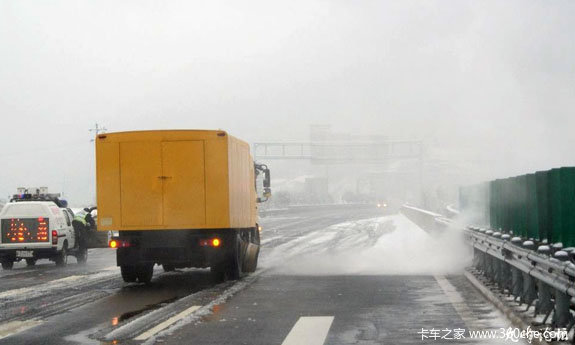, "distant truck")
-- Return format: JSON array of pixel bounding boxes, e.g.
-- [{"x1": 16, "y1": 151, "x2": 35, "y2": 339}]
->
[
  {"x1": 96, "y1": 130, "x2": 271, "y2": 283},
  {"x1": 0, "y1": 188, "x2": 87, "y2": 269}
]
